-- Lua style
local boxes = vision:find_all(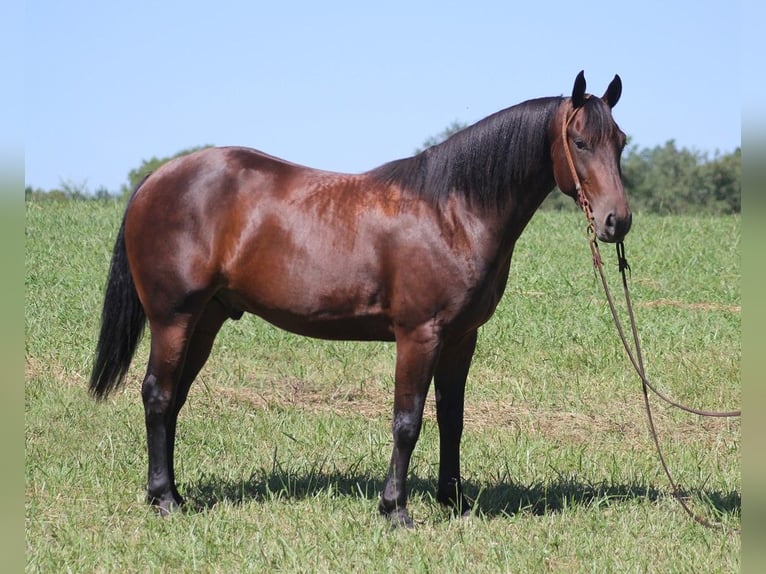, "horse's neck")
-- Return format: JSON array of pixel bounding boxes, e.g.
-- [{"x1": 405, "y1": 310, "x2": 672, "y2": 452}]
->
[{"x1": 486, "y1": 173, "x2": 558, "y2": 261}]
